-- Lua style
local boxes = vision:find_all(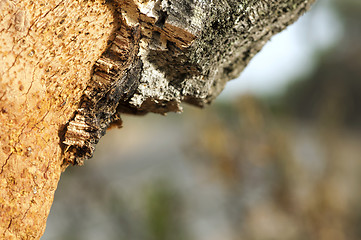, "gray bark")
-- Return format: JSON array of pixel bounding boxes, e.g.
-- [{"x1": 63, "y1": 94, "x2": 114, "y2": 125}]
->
[{"x1": 127, "y1": 0, "x2": 315, "y2": 110}]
